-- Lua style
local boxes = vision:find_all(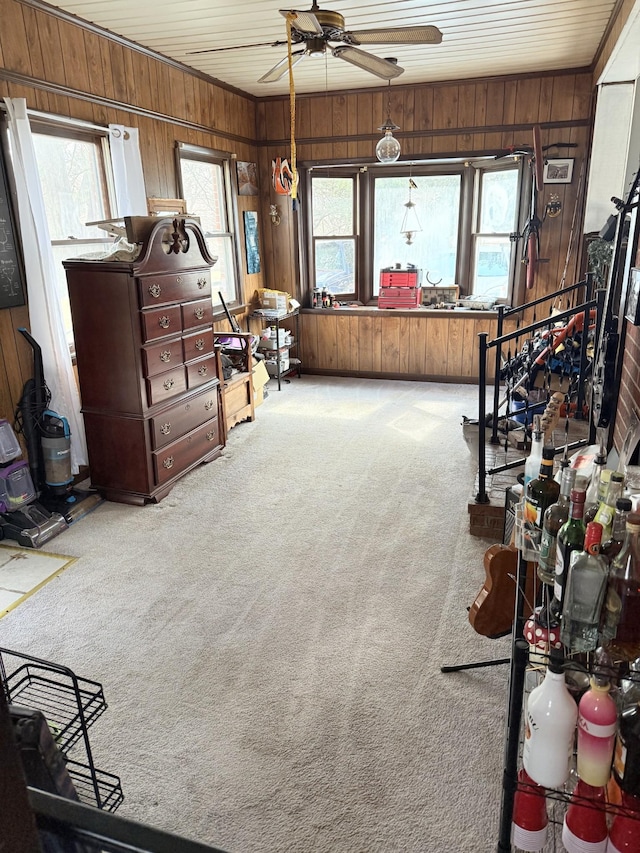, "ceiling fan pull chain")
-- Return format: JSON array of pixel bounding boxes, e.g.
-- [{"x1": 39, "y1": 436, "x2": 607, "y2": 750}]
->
[{"x1": 286, "y1": 13, "x2": 299, "y2": 205}]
